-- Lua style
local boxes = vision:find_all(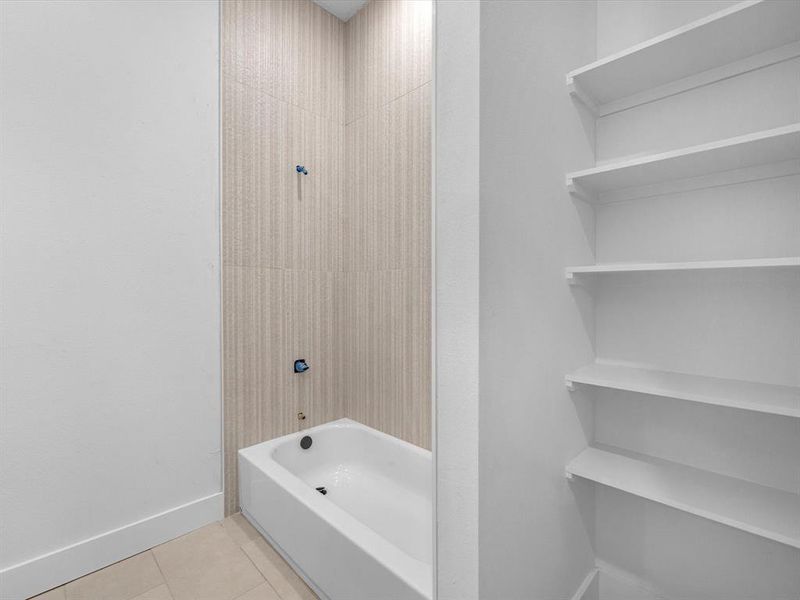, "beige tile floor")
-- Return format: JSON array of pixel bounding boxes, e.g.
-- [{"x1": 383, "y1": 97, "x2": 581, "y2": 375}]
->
[{"x1": 30, "y1": 514, "x2": 318, "y2": 600}]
